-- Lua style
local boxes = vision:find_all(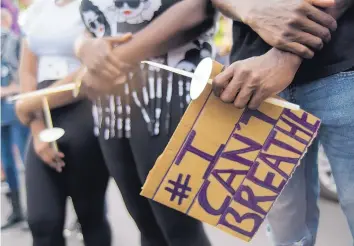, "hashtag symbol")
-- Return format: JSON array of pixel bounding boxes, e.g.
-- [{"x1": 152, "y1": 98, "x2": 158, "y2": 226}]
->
[{"x1": 165, "y1": 174, "x2": 192, "y2": 205}]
